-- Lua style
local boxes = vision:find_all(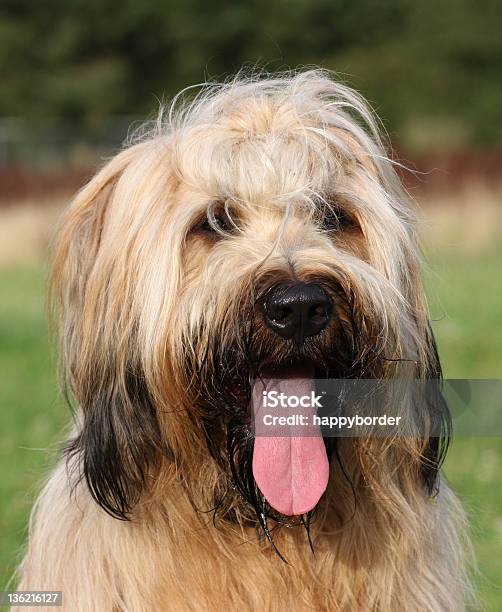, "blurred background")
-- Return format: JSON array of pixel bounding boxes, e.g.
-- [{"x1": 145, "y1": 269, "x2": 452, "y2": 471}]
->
[{"x1": 0, "y1": 0, "x2": 501, "y2": 607}]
